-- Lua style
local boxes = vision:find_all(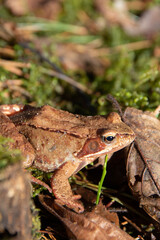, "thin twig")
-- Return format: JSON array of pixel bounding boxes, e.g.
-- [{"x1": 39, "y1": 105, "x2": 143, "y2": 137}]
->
[
  {"x1": 106, "y1": 94, "x2": 124, "y2": 120},
  {"x1": 41, "y1": 68, "x2": 90, "y2": 94},
  {"x1": 19, "y1": 42, "x2": 90, "y2": 94}
]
